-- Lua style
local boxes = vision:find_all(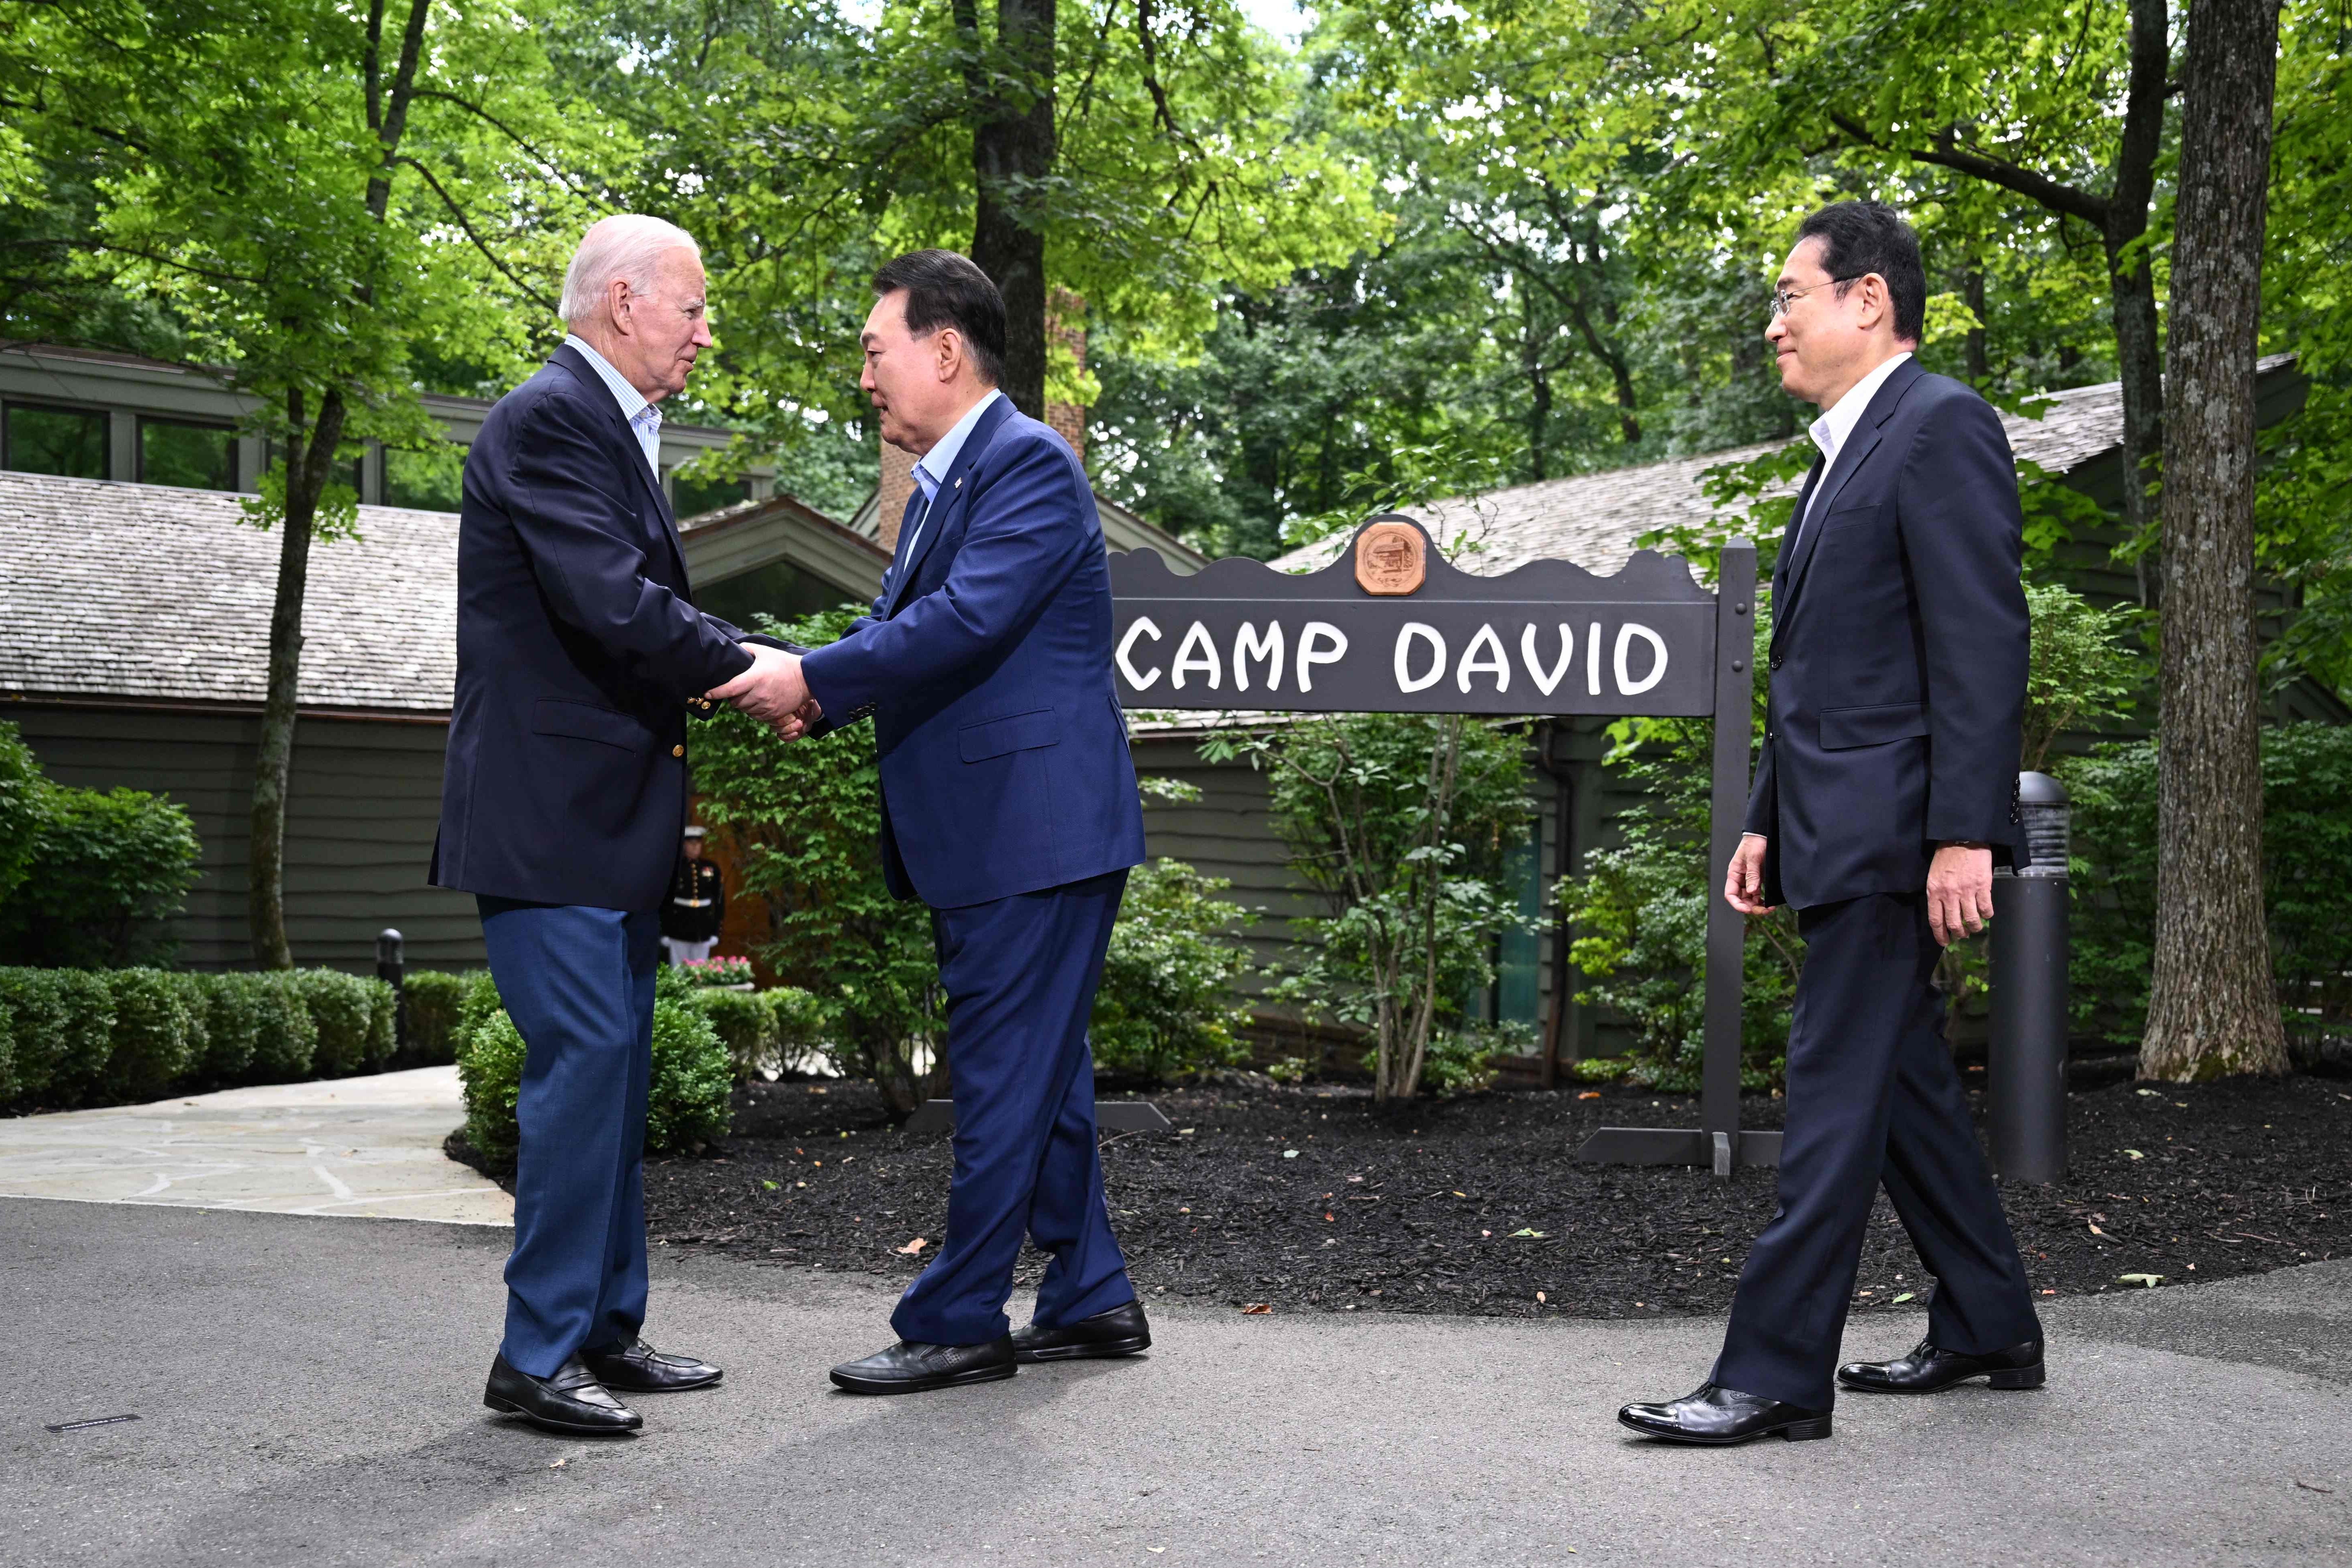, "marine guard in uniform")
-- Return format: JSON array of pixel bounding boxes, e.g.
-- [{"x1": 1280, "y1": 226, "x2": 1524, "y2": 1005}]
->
[{"x1": 658, "y1": 826, "x2": 726, "y2": 967}]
